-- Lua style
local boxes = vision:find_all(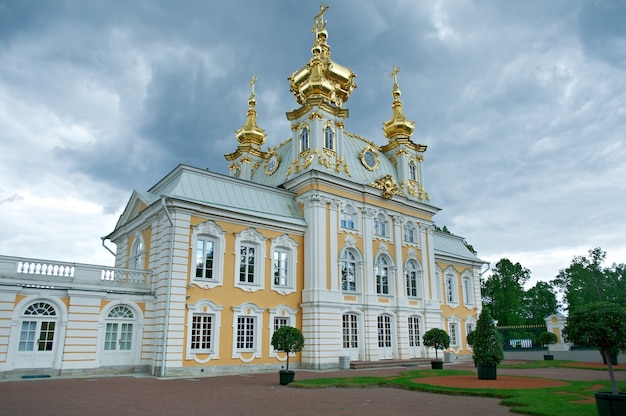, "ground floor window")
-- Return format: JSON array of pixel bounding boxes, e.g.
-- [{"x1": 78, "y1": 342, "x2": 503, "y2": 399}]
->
[
  {"x1": 377, "y1": 315, "x2": 392, "y2": 348},
  {"x1": 408, "y1": 316, "x2": 421, "y2": 347},
  {"x1": 342, "y1": 314, "x2": 358, "y2": 348},
  {"x1": 236, "y1": 317, "x2": 256, "y2": 350},
  {"x1": 190, "y1": 314, "x2": 213, "y2": 352},
  {"x1": 18, "y1": 302, "x2": 57, "y2": 352}
]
